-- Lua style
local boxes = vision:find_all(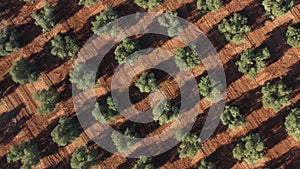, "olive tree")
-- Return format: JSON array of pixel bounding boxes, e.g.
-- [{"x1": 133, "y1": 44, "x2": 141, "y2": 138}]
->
[
  {"x1": 198, "y1": 75, "x2": 222, "y2": 102},
  {"x1": 218, "y1": 13, "x2": 251, "y2": 43},
  {"x1": 261, "y1": 81, "x2": 291, "y2": 112},
  {"x1": 69, "y1": 61, "x2": 96, "y2": 90},
  {"x1": 197, "y1": 0, "x2": 223, "y2": 14},
  {"x1": 175, "y1": 46, "x2": 201, "y2": 70},
  {"x1": 114, "y1": 38, "x2": 140, "y2": 64},
  {"x1": 91, "y1": 8, "x2": 119, "y2": 35},
  {"x1": 157, "y1": 11, "x2": 183, "y2": 37},
  {"x1": 286, "y1": 23, "x2": 300, "y2": 47},
  {"x1": 284, "y1": 108, "x2": 300, "y2": 140},
  {"x1": 153, "y1": 99, "x2": 179, "y2": 125},
  {"x1": 176, "y1": 132, "x2": 201, "y2": 158},
  {"x1": 262, "y1": 0, "x2": 295, "y2": 19},
  {"x1": 111, "y1": 127, "x2": 140, "y2": 152},
  {"x1": 50, "y1": 34, "x2": 80, "y2": 59},
  {"x1": 70, "y1": 146, "x2": 98, "y2": 169},
  {"x1": 7, "y1": 141, "x2": 41, "y2": 169},
  {"x1": 135, "y1": 72, "x2": 158, "y2": 93},
  {"x1": 220, "y1": 105, "x2": 245, "y2": 130},
  {"x1": 233, "y1": 133, "x2": 264, "y2": 166},
  {"x1": 78, "y1": 0, "x2": 98, "y2": 6},
  {"x1": 9, "y1": 56, "x2": 41, "y2": 84},
  {"x1": 51, "y1": 117, "x2": 80, "y2": 146},
  {"x1": 236, "y1": 47, "x2": 271, "y2": 79},
  {"x1": 92, "y1": 97, "x2": 119, "y2": 123},
  {"x1": 132, "y1": 157, "x2": 154, "y2": 169},
  {"x1": 0, "y1": 27, "x2": 20, "y2": 56},
  {"x1": 134, "y1": 0, "x2": 162, "y2": 10},
  {"x1": 198, "y1": 159, "x2": 217, "y2": 169},
  {"x1": 33, "y1": 88, "x2": 60, "y2": 115},
  {"x1": 31, "y1": 3, "x2": 56, "y2": 32}
]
